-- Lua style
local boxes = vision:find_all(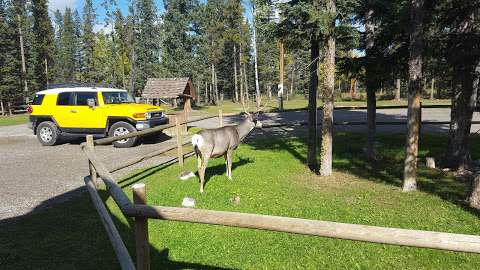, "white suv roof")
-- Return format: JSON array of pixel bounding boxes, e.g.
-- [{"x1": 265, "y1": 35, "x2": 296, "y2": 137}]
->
[{"x1": 36, "y1": 87, "x2": 127, "y2": 95}]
